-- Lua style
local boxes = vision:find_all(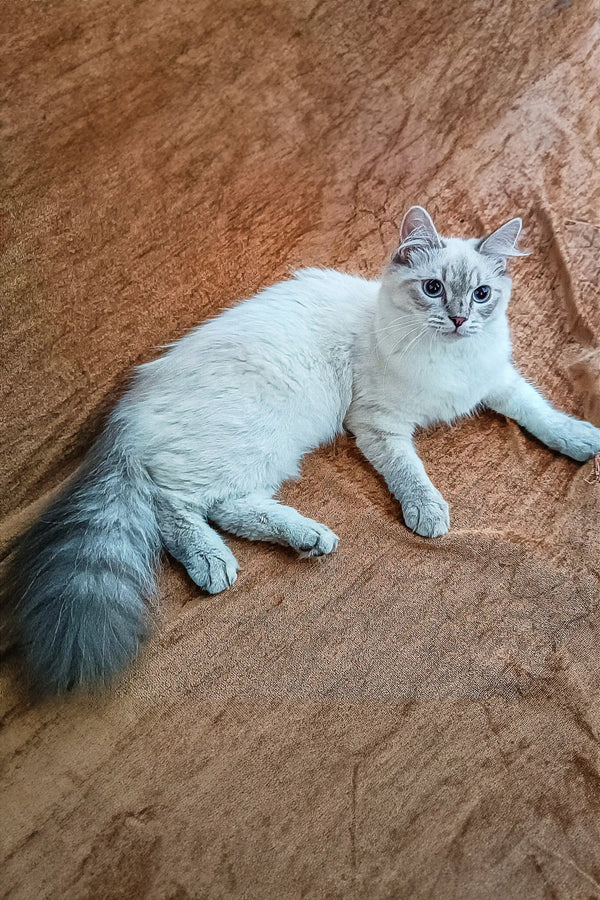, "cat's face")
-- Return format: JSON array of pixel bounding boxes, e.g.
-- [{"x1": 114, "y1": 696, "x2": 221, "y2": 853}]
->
[{"x1": 382, "y1": 207, "x2": 525, "y2": 339}]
